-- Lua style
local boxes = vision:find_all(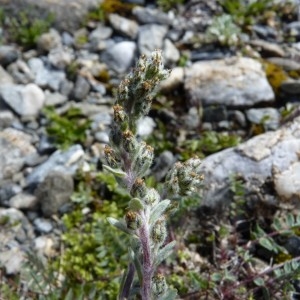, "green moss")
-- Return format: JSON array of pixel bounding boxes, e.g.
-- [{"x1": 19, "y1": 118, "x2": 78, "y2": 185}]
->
[
  {"x1": 7, "y1": 10, "x2": 54, "y2": 49},
  {"x1": 263, "y1": 61, "x2": 288, "y2": 95},
  {"x1": 157, "y1": 0, "x2": 184, "y2": 12},
  {"x1": 43, "y1": 106, "x2": 91, "y2": 149},
  {"x1": 180, "y1": 131, "x2": 241, "y2": 160}
]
